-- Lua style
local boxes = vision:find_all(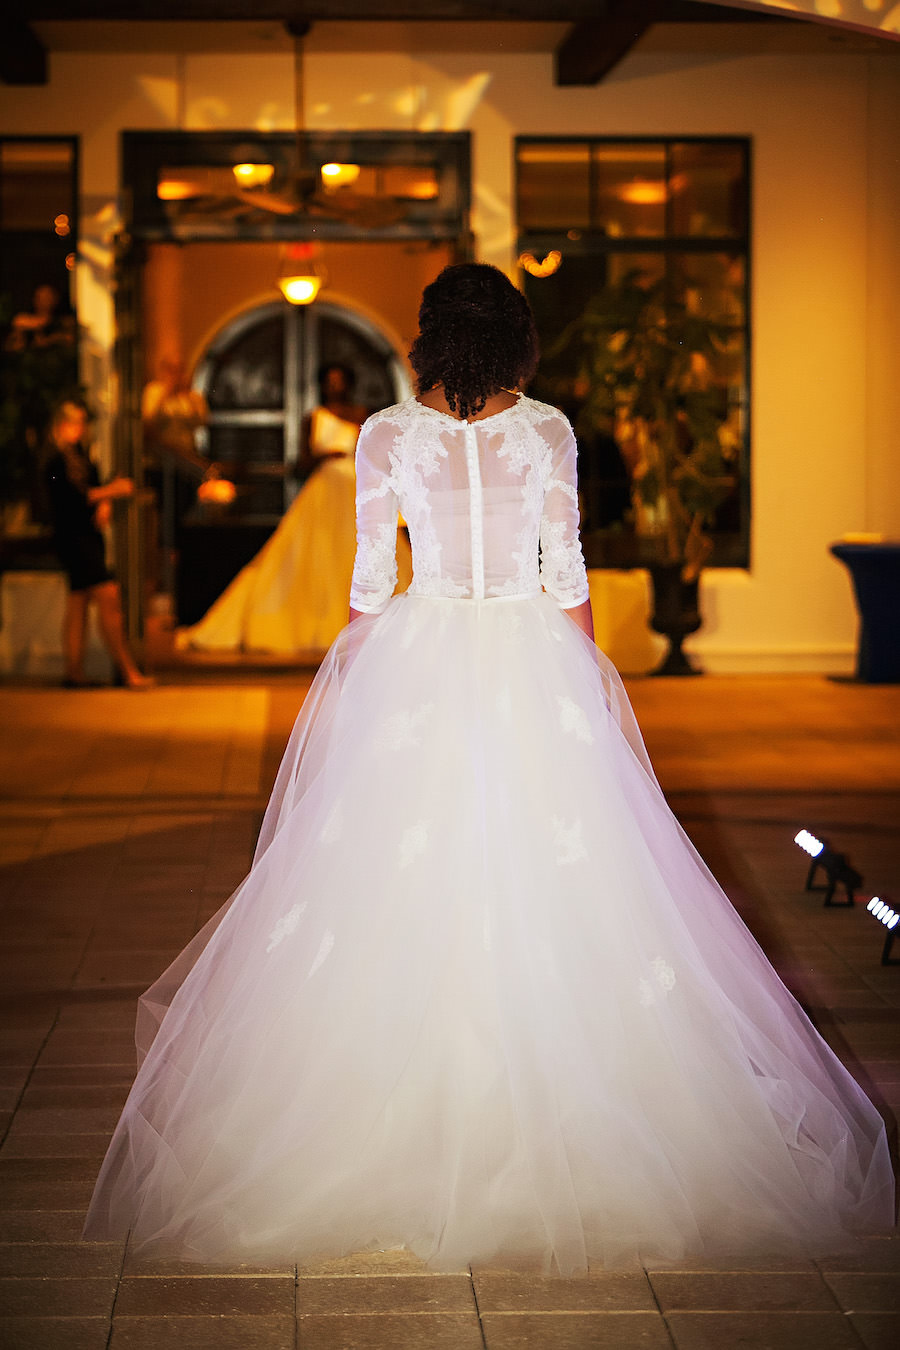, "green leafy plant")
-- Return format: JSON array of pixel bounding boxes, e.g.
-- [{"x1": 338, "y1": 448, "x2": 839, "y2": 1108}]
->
[
  {"x1": 0, "y1": 292, "x2": 80, "y2": 511},
  {"x1": 549, "y1": 267, "x2": 739, "y2": 581}
]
